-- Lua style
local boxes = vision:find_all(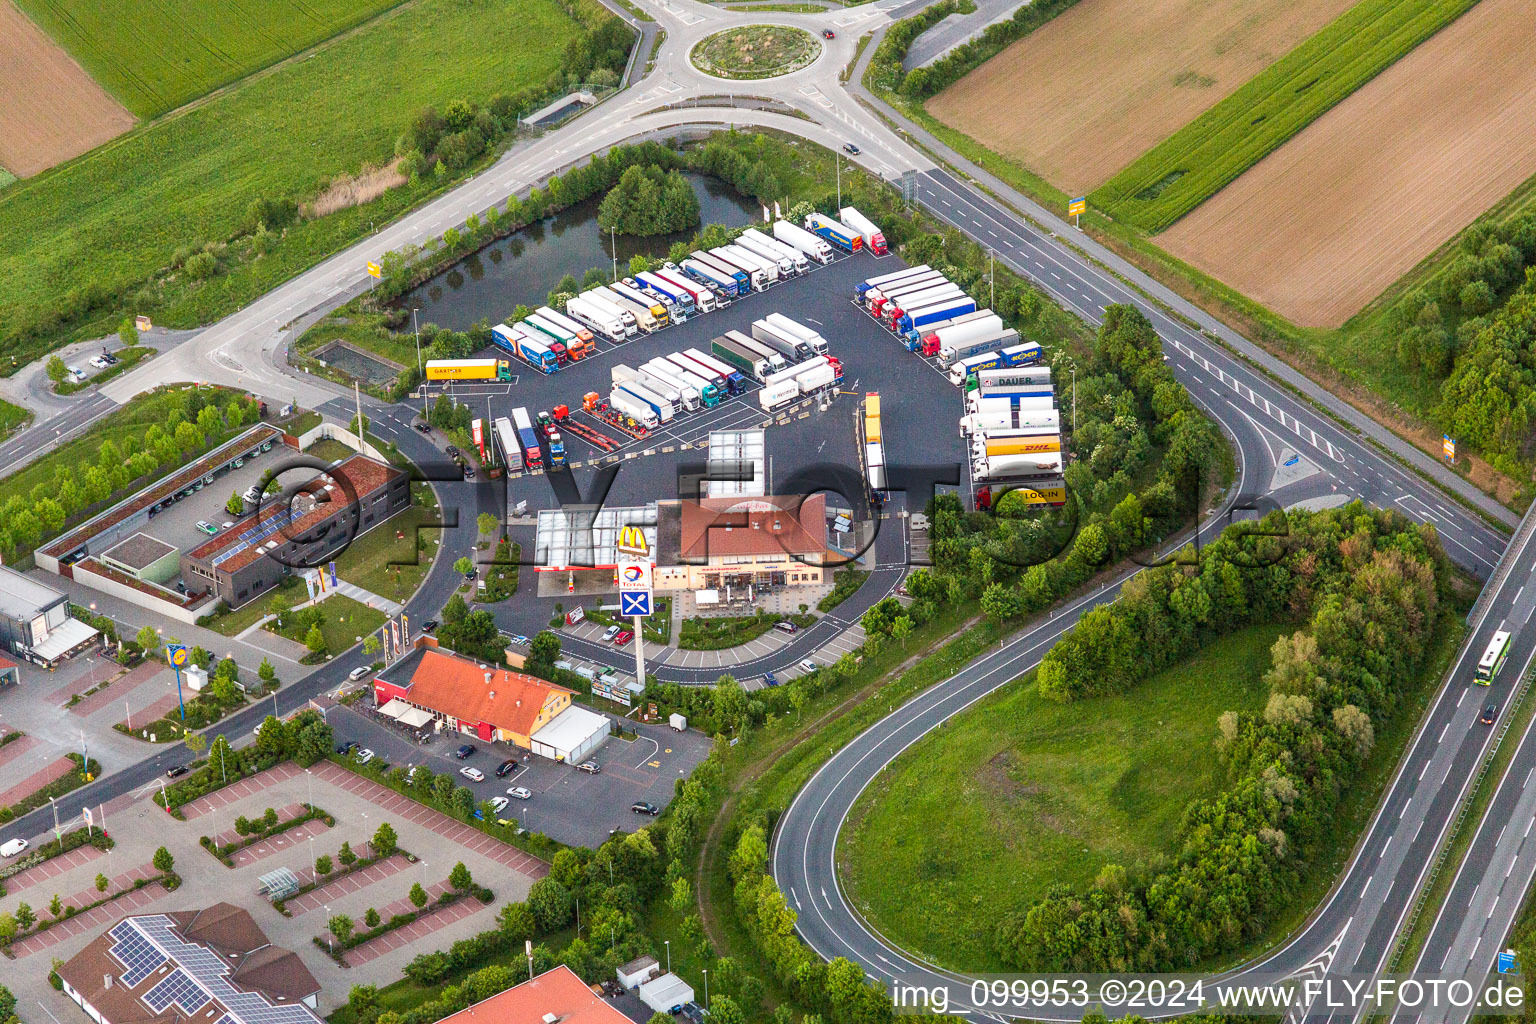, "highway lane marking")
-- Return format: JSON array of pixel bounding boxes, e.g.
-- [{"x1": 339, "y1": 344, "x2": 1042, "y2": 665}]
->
[
  {"x1": 1381, "y1": 835, "x2": 1391, "y2": 857},
  {"x1": 1440, "y1": 722, "x2": 1451, "y2": 742},
  {"x1": 1458, "y1": 689, "x2": 1467, "y2": 707},
  {"x1": 1526, "y1": 766, "x2": 1534, "y2": 788},
  {"x1": 1401, "y1": 797, "x2": 1412, "y2": 818}
]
